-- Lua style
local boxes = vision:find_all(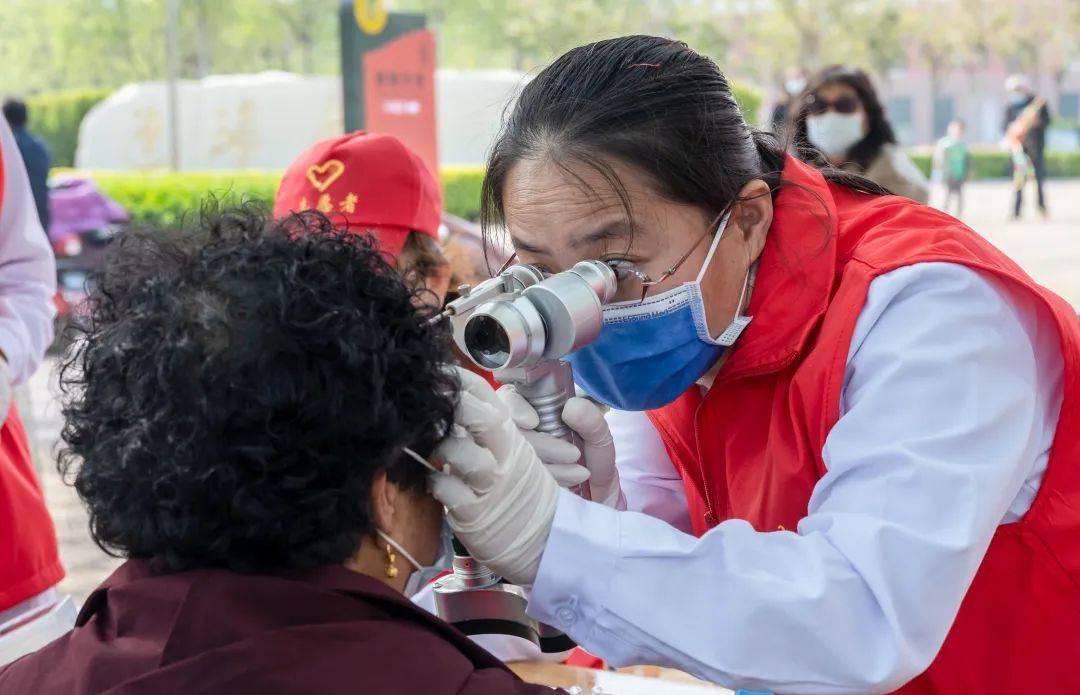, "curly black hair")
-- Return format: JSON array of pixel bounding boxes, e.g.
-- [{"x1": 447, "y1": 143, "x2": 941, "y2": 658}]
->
[{"x1": 58, "y1": 206, "x2": 457, "y2": 574}]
